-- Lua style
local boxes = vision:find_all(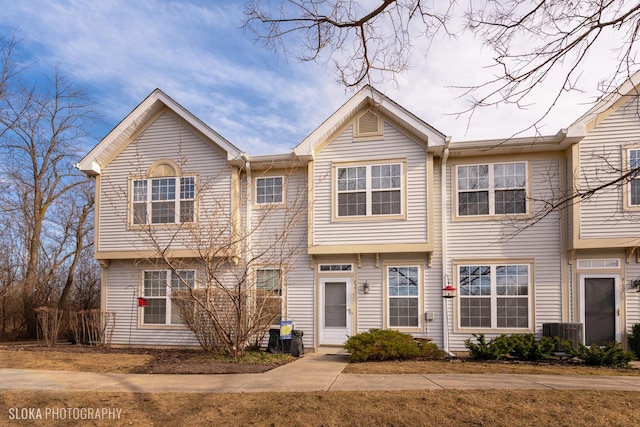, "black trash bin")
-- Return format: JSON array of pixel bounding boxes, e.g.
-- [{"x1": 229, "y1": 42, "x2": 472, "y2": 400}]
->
[
  {"x1": 290, "y1": 330, "x2": 304, "y2": 357},
  {"x1": 267, "y1": 328, "x2": 291, "y2": 354}
]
